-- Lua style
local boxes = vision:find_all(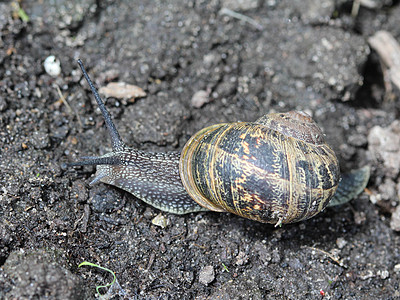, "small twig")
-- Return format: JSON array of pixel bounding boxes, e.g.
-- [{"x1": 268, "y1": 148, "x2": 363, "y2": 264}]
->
[
  {"x1": 146, "y1": 251, "x2": 156, "y2": 271},
  {"x1": 81, "y1": 204, "x2": 90, "y2": 233},
  {"x1": 368, "y1": 31, "x2": 400, "y2": 96},
  {"x1": 55, "y1": 84, "x2": 84, "y2": 130},
  {"x1": 359, "y1": 0, "x2": 379, "y2": 9},
  {"x1": 55, "y1": 84, "x2": 72, "y2": 112},
  {"x1": 351, "y1": 0, "x2": 378, "y2": 17},
  {"x1": 351, "y1": 0, "x2": 361, "y2": 17},
  {"x1": 193, "y1": 243, "x2": 208, "y2": 250},
  {"x1": 219, "y1": 8, "x2": 264, "y2": 31},
  {"x1": 304, "y1": 246, "x2": 348, "y2": 268}
]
